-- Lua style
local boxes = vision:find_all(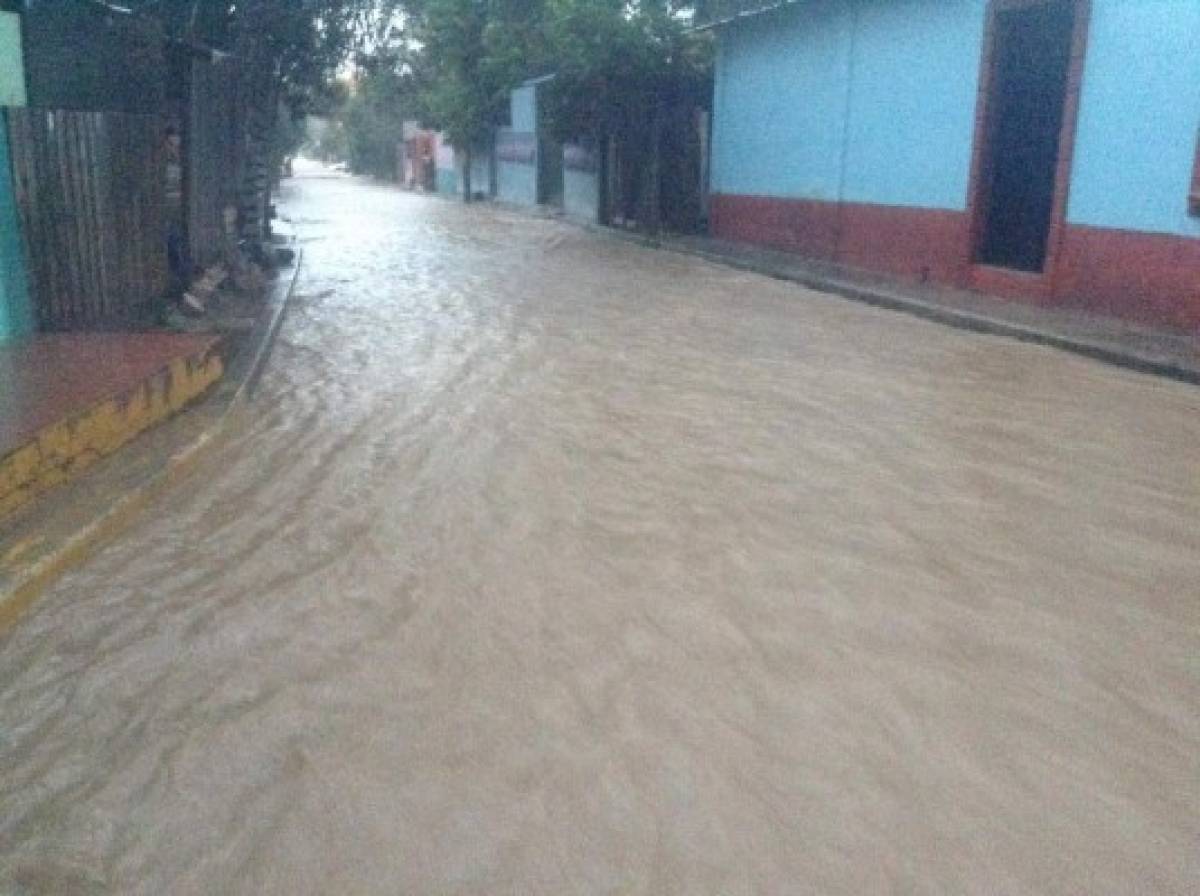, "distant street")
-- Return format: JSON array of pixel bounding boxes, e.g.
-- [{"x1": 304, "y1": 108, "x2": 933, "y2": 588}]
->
[{"x1": 2, "y1": 169, "x2": 1198, "y2": 894}]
